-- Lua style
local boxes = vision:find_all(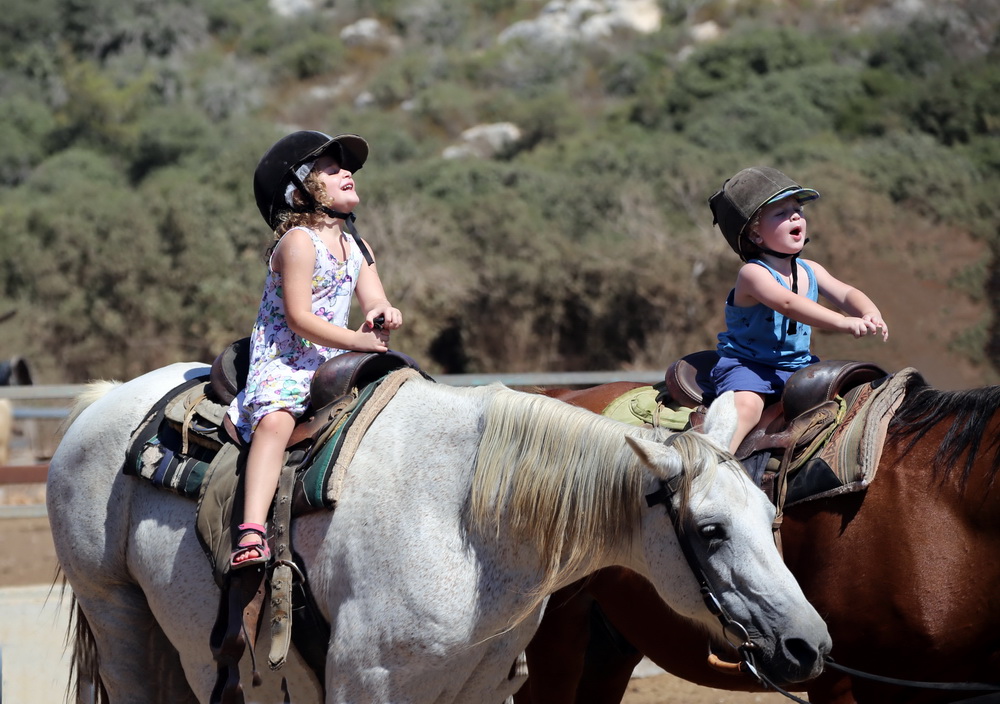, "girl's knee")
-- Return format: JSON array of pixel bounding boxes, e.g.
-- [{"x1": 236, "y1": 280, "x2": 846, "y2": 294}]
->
[{"x1": 254, "y1": 410, "x2": 296, "y2": 434}]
